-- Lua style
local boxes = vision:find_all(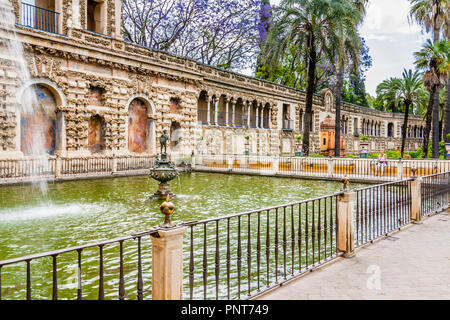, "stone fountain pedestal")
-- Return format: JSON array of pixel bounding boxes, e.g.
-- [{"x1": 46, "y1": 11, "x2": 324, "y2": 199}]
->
[{"x1": 149, "y1": 153, "x2": 179, "y2": 199}]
